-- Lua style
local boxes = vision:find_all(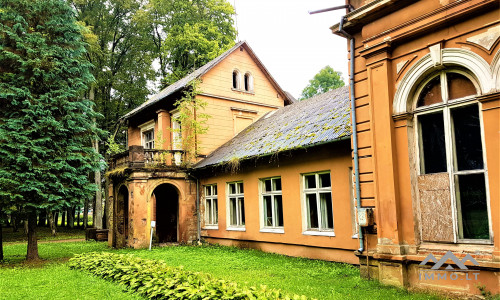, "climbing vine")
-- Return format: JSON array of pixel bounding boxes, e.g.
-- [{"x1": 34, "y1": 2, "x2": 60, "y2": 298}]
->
[{"x1": 173, "y1": 79, "x2": 210, "y2": 165}]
